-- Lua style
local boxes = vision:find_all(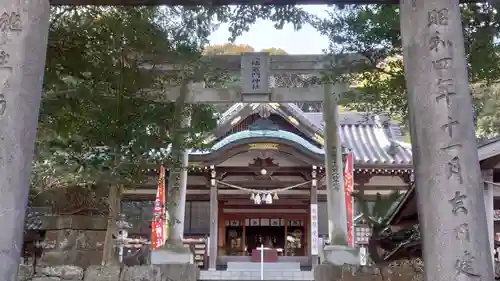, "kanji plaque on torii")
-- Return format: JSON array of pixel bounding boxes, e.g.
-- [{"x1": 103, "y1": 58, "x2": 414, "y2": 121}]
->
[{"x1": 241, "y1": 52, "x2": 270, "y2": 96}]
